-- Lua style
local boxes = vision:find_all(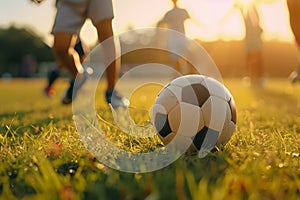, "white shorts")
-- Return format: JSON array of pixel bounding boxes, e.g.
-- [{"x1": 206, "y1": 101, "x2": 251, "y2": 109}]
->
[{"x1": 52, "y1": 0, "x2": 114, "y2": 34}]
